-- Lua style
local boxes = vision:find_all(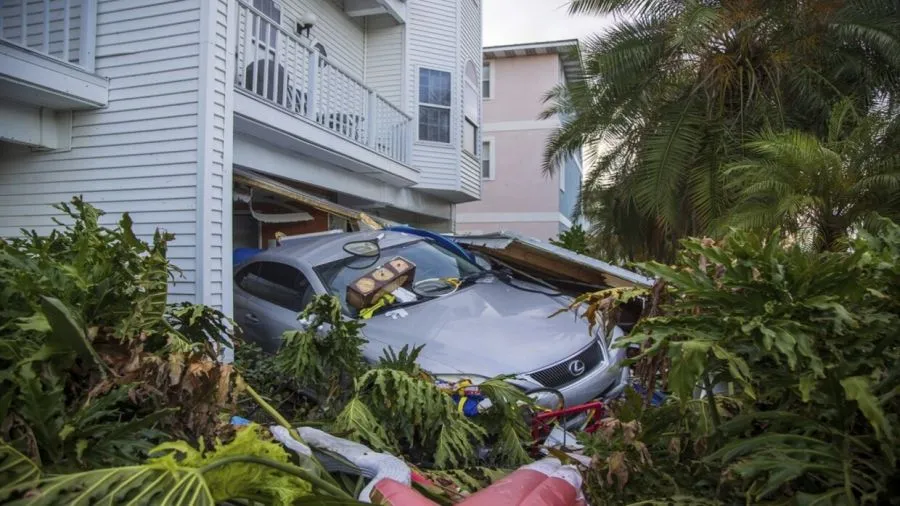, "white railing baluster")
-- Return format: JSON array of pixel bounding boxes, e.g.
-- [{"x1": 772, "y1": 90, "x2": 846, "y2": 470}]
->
[
  {"x1": 252, "y1": 14, "x2": 260, "y2": 96},
  {"x1": 20, "y1": 0, "x2": 27, "y2": 45},
  {"x1": 62, "y1": 0, "x2": 70, "y2": 62},
  {"x1": 261, "y1": 22, "x2": 270, "y2": 101},
  {"x1": 43, "y1": 0, "x2": 50, "y2": 53},
  {"x1": 367, "y1": 91, "x2": 377, "y2": 147},
  {"x1": 79, "y1": 0, "x2": 96, "y2": 71},
  {"x1": 306, "y1": 50, "x2": 318, "y2": 121}
]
